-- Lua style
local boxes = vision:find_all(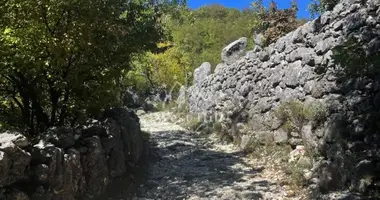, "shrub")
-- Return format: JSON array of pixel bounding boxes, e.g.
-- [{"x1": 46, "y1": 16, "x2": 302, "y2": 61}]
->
[
  {"x1": 174, "y1": 99, "x2": 190, "y2": 115},
  {"x1": 283, "y1": 164, "x2": 307, "y2": 186},
  {"x1": 275, "y1": 100, "x2": 327, "y2": 133},
  {"x1": 252, "y1": 0, "x2": 306, "y2": 46},
  {"x1": 309, "y1": 0, "x2": 340, "y2": 17},
  {"x1": 309, "y1": 102, "x2": 328, "y2": 126},
  {"x1": 275, "y1": 100, "x2": 310, "y2": 132}
]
